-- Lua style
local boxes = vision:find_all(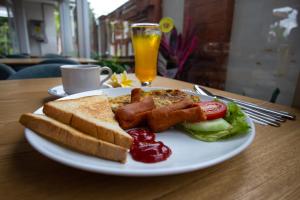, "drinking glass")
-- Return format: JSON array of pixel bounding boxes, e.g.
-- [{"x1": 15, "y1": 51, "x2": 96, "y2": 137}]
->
[{"x1": 131, "y1": 23, "x2": 161, "y2": 86}]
